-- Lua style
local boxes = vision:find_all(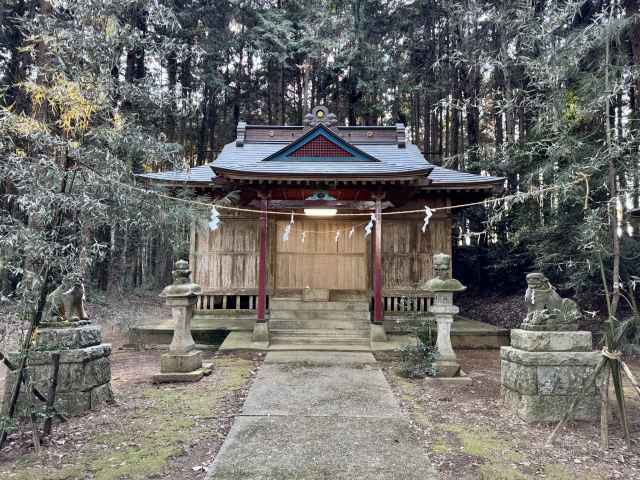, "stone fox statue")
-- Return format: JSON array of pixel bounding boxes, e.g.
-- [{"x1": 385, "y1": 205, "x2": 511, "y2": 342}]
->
[
  {"x1": 521, "y1": 272, "x2": 580, "y2": 331},
  {"x1": 44, "y1": 281, "x2": 89, "y2": 322}
]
